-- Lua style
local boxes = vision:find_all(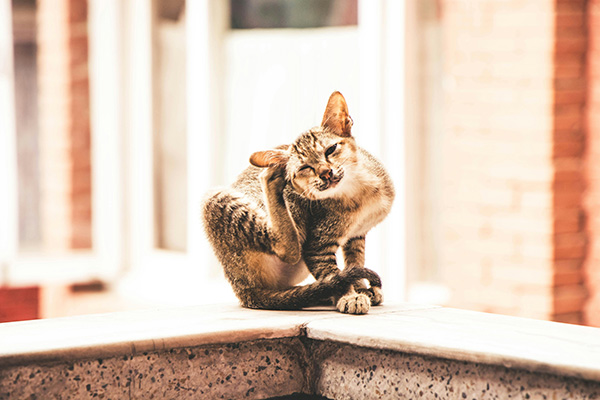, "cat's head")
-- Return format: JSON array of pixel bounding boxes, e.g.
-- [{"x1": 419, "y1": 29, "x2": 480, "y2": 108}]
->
[{"x1": 250, "y1": 91, "x2": 361, "y2": 200}]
